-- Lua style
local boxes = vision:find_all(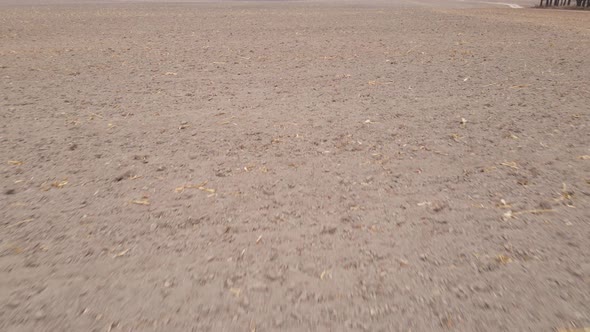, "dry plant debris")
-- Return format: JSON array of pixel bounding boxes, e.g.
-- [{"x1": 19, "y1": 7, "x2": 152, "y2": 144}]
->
[
  {"x1": 500, "y1": 161, "x2": 519, "y2": 169},
  {"x1": 495, "y1": 254, "x2": 512, "y2": 264},
  {"x1": 51, "y1": 180, "x2": 68, "y2": 188},
  {"x1": 503, "y1": 209, "x2": 554, "y2": 220},
  {"x1": 113, "y1": 249, "x2": 130, "y2": 258},
  {"x1": 229, "y1": 288, "x2": 241, "y2": 297},
  {"x1": 450, "y1": 133, "x2": 462, "y2": 142},
  {"x1": 555, "y1": 183, "x2": 574, "y2": 207},
  {"x1": 131, "y1": 199, "x2": 150, "y2": 206},
  {"x1": 175, "y1": 181, "x2": 216, "y2": 194}
]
